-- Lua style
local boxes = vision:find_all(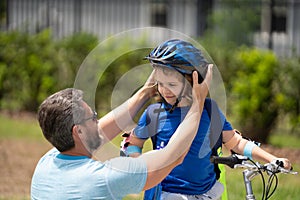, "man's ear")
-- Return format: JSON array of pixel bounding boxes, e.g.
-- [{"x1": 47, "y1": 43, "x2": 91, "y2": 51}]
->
[
  {"x1": 71, "y1": 125, "x2": 83, "y2": 145},
  {"x1": 72, "y1": 125, "x2": 82, "y2": 135}
]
